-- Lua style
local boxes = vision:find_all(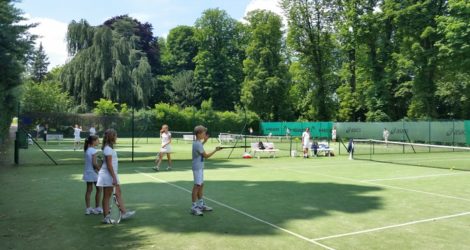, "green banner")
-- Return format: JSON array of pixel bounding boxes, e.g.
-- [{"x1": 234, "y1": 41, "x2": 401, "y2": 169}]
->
[{"x1": 261, "y1": 122, "x2": 333, "y2": 138}]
